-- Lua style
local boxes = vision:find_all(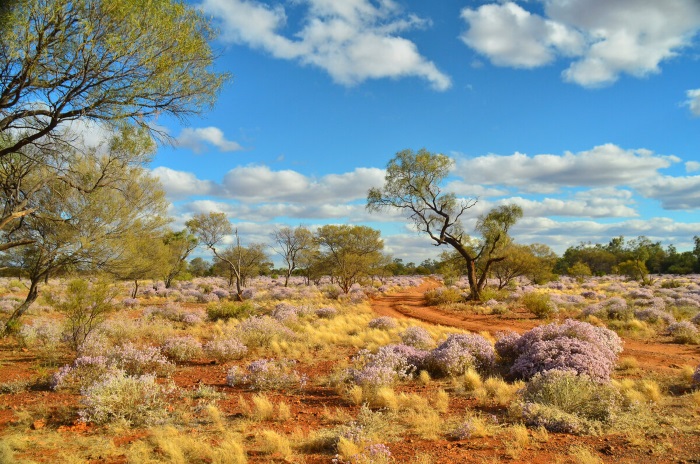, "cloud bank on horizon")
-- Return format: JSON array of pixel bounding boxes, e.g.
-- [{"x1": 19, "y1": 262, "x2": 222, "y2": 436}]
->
[{"x1": 148, "y1": 0, "x2": 700, "y2": 263}]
